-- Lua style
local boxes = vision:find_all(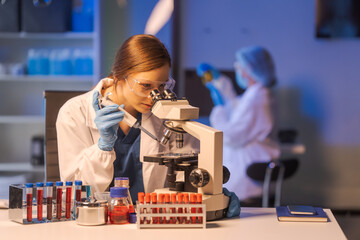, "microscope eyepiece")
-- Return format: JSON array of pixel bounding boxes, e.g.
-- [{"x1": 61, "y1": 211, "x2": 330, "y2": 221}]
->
[
  {"x1": 163, "y1": 89, "x2": 177, "y2": 100},
  {"x1": 150, "y1": 89, "x2": 163, "y2": 103}
]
